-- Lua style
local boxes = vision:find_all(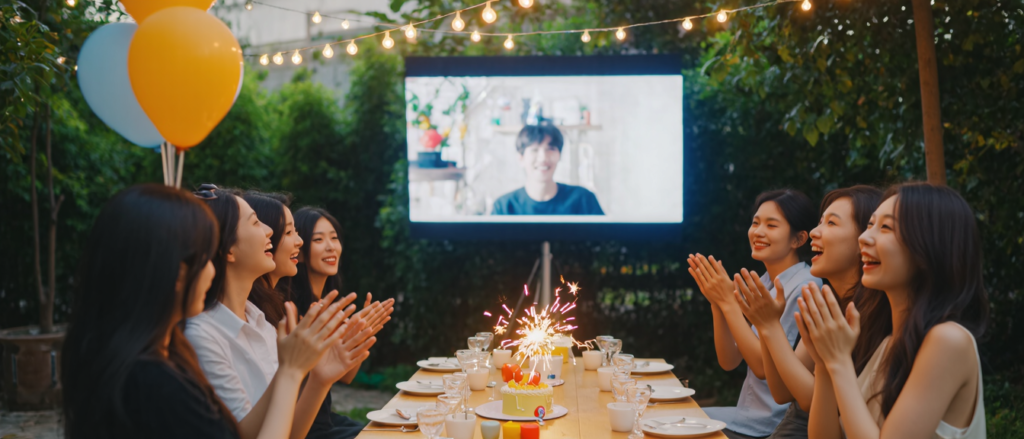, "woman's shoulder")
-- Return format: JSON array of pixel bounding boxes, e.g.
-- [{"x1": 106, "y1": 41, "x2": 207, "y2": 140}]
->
[{"x1": 922, "y1": 321, "x2": 976, "y2": 352}]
